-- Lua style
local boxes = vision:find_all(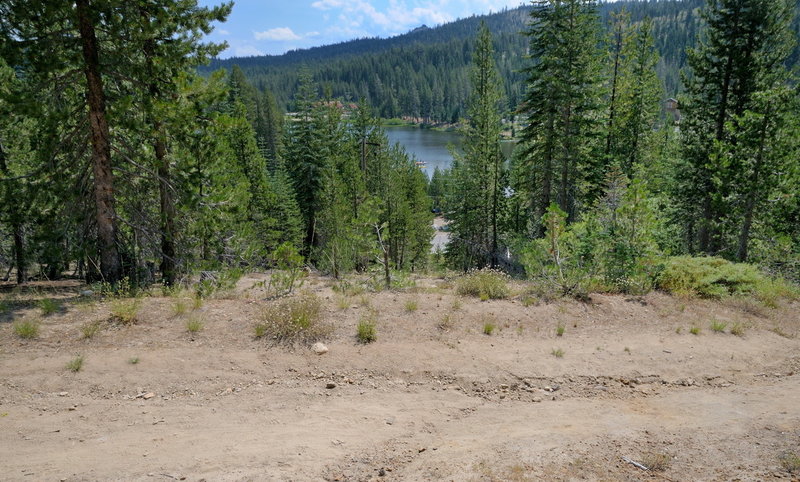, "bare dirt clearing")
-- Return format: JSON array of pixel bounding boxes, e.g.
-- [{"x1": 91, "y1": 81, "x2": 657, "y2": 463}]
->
[{"x1": 1, "y1": 275, "x2": 799, "y2": 481}]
